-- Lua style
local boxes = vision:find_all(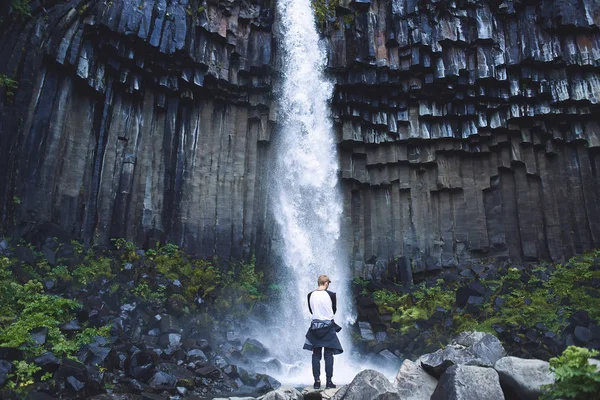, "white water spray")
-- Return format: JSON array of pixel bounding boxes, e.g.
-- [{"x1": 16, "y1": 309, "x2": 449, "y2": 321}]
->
[{"x1": 267, "y1": 0, "x2": 358, "y2": 385}]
